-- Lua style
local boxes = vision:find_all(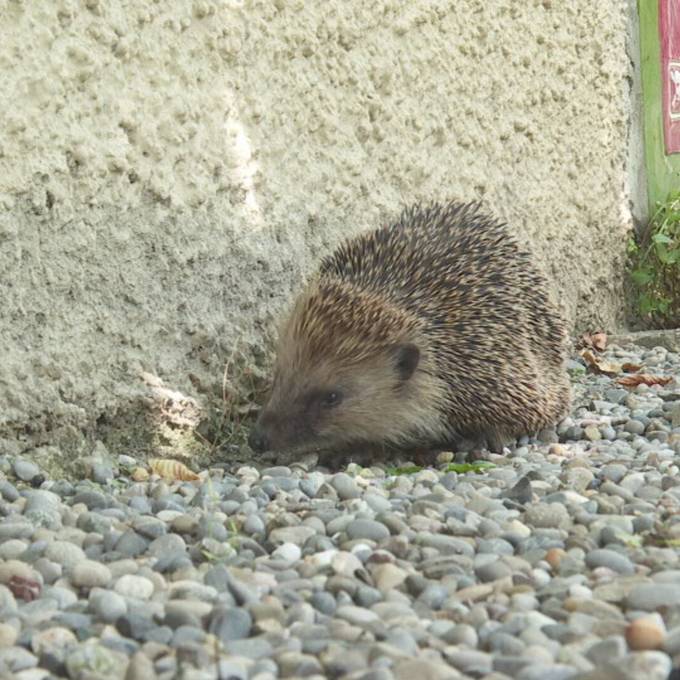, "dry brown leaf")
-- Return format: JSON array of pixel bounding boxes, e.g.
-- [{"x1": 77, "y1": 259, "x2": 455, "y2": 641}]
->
[
  {"x1": 149, "y1": 458, "x2": 200, "y2": 482},
  {"x1": 621, "y1": 362, "x2": 643, "y2": 373},
  {"x1": 579, "y1": 332, "x2": 607, "y2": 352},
  {"x1": 131, "y1": 467, "x2": 150, "y2": 482},
  {"x1": 617, "y1": 374, "x2": 673, "y2": 388},
  {"x1": 579, "y1": 349, "x2": 621, "y2": 376},
  {"x1": 592, "y1": 333, "x2": 607, "y2": 351}
]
